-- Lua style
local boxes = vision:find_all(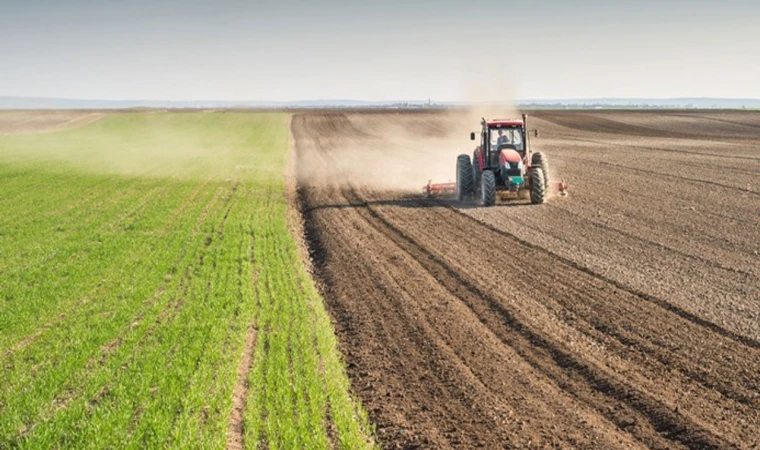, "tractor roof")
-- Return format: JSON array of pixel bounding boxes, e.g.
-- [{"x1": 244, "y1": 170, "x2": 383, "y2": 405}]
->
[{"x1": 486, "y1": 120, "x2": 523, "y2": 128}]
